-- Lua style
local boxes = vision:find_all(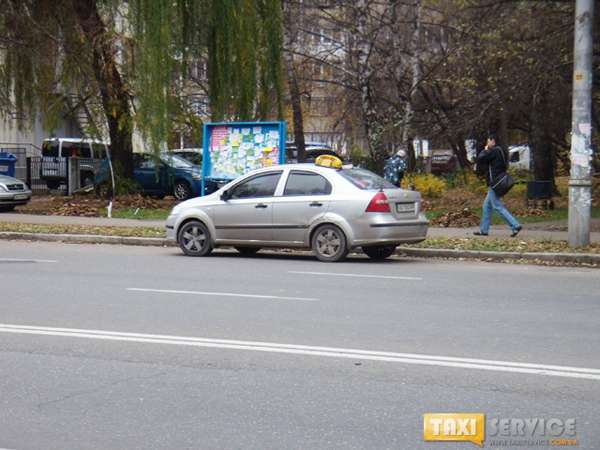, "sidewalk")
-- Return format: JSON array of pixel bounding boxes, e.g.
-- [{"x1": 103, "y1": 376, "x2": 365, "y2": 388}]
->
[
  {"x1": 428, "y1": 226, "x2": 600, "y2": 242},
  {"x1": 2, "y1": 212, "x2": 599, "y2": 242}
]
